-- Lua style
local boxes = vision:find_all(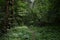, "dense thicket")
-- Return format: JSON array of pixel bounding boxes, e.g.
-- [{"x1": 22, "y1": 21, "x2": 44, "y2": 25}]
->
[
  {"x1": 14, "y1": 0, "x2": 60, "y2": 26},
  {"x1": 0, "y1": 0, "x2": 60, "y2": 34}
]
